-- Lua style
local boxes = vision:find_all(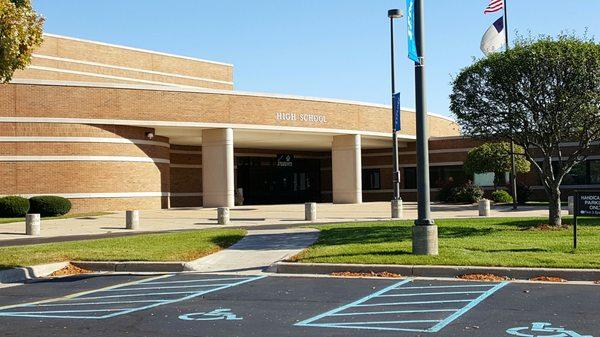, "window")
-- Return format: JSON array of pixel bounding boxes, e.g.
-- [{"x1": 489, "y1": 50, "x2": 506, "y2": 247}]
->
[
  {"x1": 404, "y1": 167, "x2": 417, "y2": 189},
  {"x1": 590, "y1": 160, "x2": 600, "y2": 184},
  {"x1": 539, "y1": 160, "x2": 600, "y2": 186},
  {"x1": 363, "y1": 169, "x2": 381, "y2": 190},
  {"x1": 403, "y1": 166, "x2": 467, "y2": 189},
  {"x1": 474, "y1": 172, "x2": 495, "y2": 187}
]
